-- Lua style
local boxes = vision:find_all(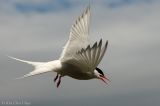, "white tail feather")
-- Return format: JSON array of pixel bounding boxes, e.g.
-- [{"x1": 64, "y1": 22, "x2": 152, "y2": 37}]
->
[
  {"x1": 7, "y1": 55, "x2": 44, "y2": 66},
  {"x1": 15, "y1": 69, "x2": 51, "y2": 79},
  {"x1": 15, "y1": 73, "x2": 34, "y2": 80},
  {"x1": 7, "y1": 56, "x2": 60, "y2": 79}
]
